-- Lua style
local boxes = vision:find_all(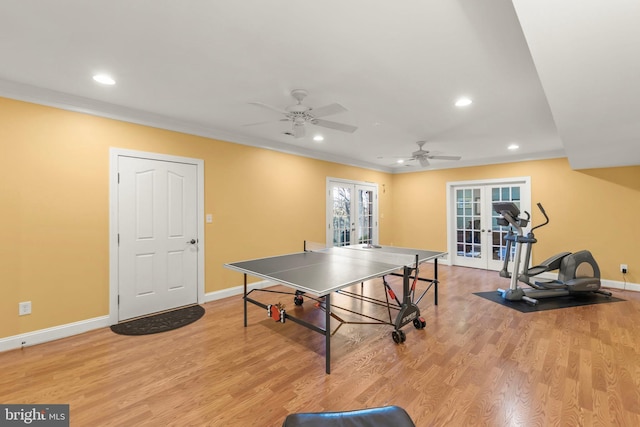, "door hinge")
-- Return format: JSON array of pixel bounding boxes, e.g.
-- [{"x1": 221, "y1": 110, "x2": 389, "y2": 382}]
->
[
  {"x1": 117, "y1": 295, "x2": 120, "y2": 305},
  {"x1": 117, "y1": 234, "x2": 120, "y2": 245},
  {"x1": 117, "y1": 172, "x2": 120, "y2": 184}
]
